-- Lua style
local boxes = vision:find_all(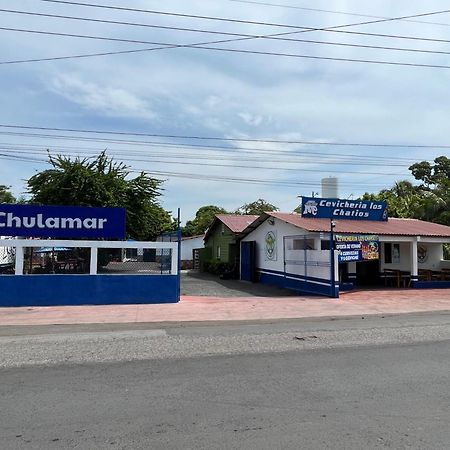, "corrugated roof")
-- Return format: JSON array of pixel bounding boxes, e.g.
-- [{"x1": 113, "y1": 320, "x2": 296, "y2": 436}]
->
[
  {"x1": 215, "y1": 214, "x2": 260, "y2": 233},
  {"x1": 266, "y1": 212, "x2": 450, "y2": 237}
]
